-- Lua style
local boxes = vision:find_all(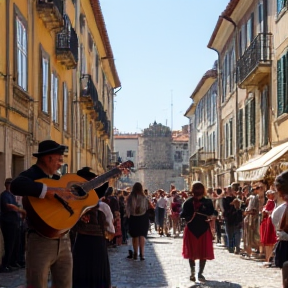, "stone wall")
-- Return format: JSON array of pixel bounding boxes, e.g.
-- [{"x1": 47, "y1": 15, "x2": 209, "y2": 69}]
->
[
  {"x1": 138, "y1": 136, "x2": 173, "y2": 169},
  {"x1": 137, "y1": 169, "x2": 176, "y2": 192}
]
